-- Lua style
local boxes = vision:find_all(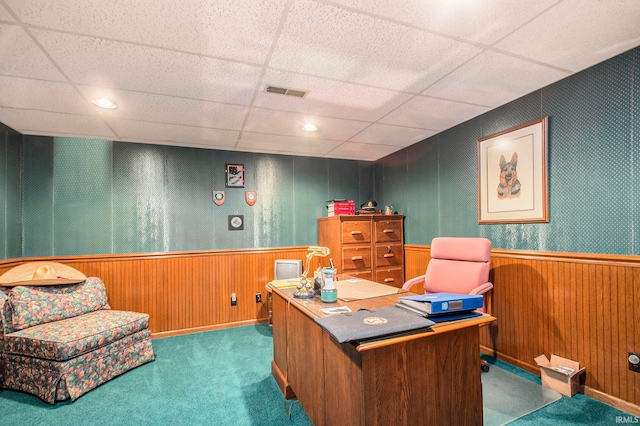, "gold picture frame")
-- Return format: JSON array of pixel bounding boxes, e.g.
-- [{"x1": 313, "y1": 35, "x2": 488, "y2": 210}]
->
[{"x1": 477, "y1": 117, "x2": 549, "y2": 224}]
